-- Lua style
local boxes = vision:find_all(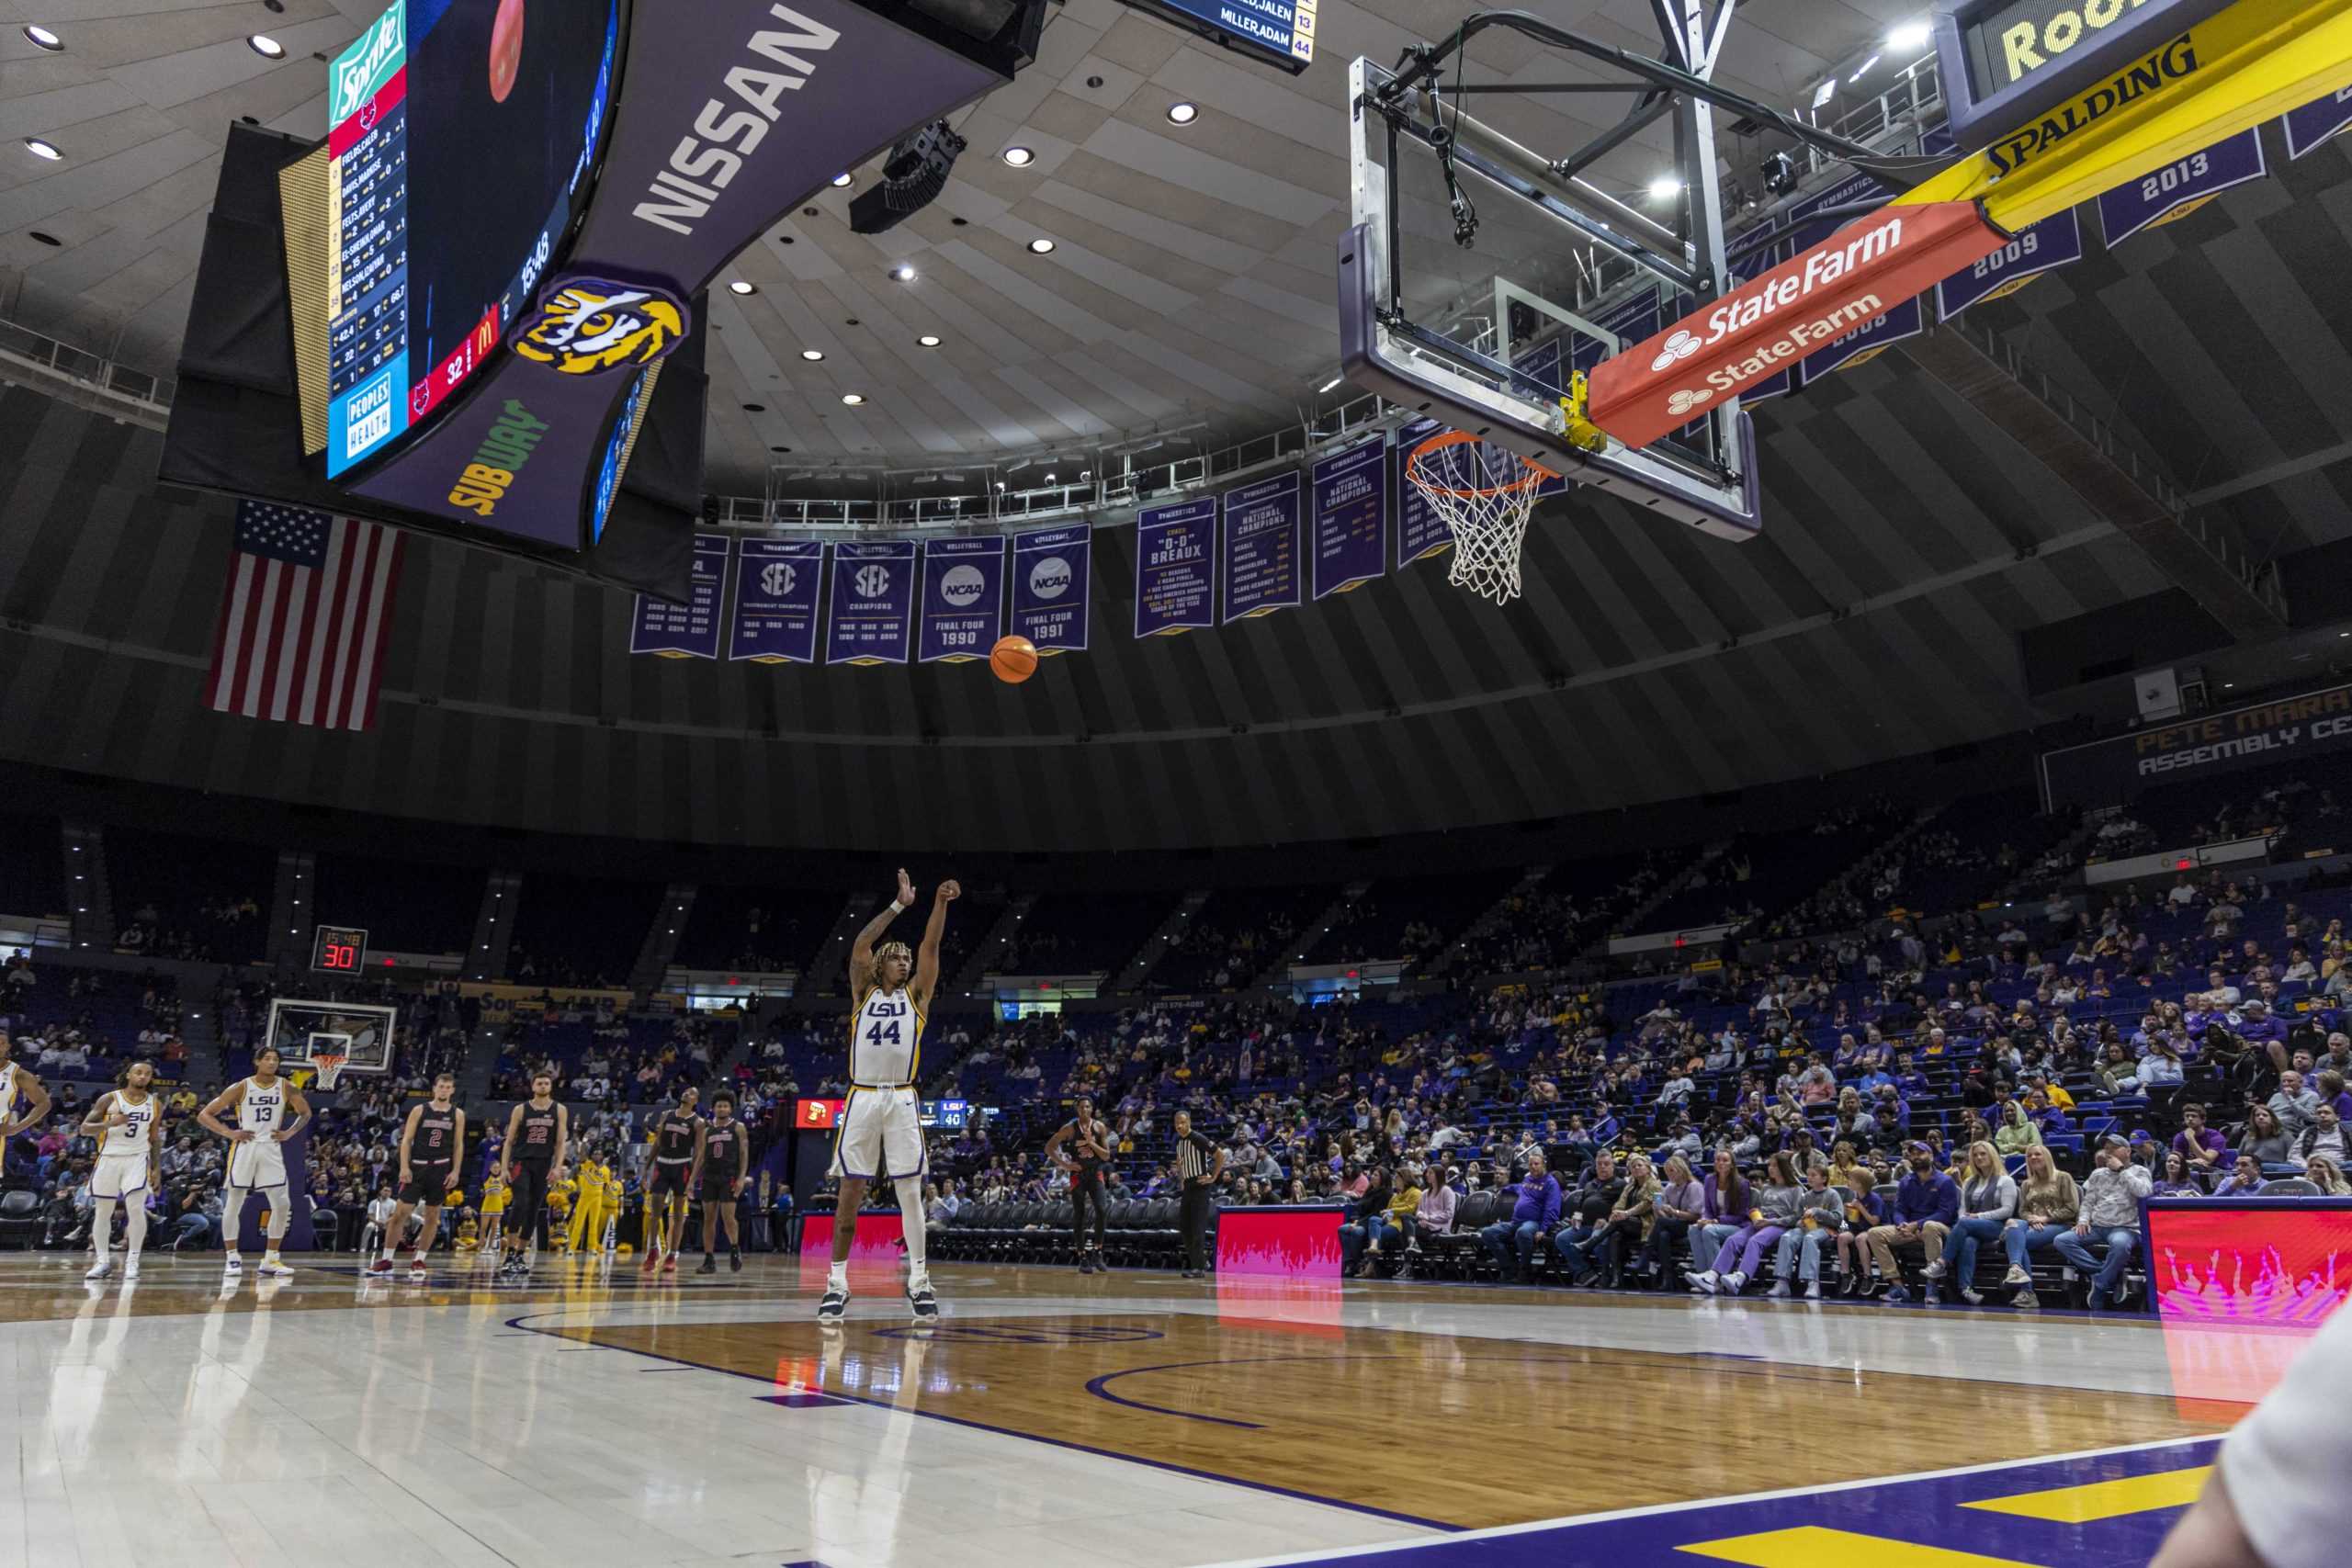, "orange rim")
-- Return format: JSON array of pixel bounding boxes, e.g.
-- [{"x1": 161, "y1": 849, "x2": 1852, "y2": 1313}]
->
[{"x1": 1405, "y1": 430, "x2": 1558, "y2": 496}]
